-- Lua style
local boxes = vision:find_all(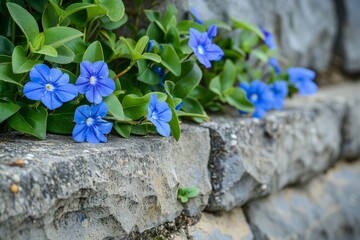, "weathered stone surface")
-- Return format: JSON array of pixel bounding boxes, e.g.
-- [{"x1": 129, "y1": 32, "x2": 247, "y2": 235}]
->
[
  {"x1": 338, "y1": 0, "x2": 360, "y2": 73},
  {"x1": 187, "y1": 208, "x2": 253, "y2": 240},
  {"x1": 0, "y1": 125, "x2": 211, "y2": 240},
  {"x1": 244, "y1": 160, "x2": 360, "y2": 240},
  {"x1": 189, "y1": 0, "x2": 337, "y2": 71},
  {"x1": 202, "y1": 82, "x2": 360, "y2": 211}
]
